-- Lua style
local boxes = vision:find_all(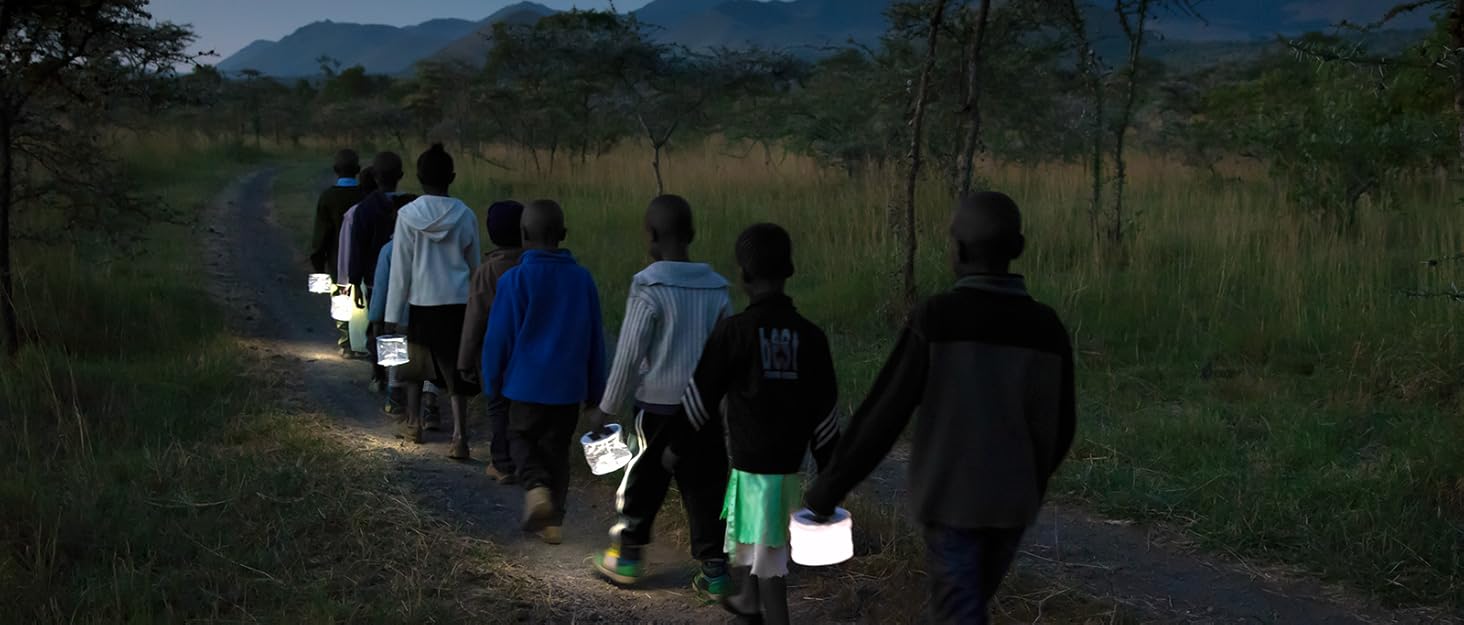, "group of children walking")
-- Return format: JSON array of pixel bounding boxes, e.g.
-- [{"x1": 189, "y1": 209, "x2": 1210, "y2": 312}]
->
[{"x1": 312, "y1": 144, "x2": 1075, "y2": 625}]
